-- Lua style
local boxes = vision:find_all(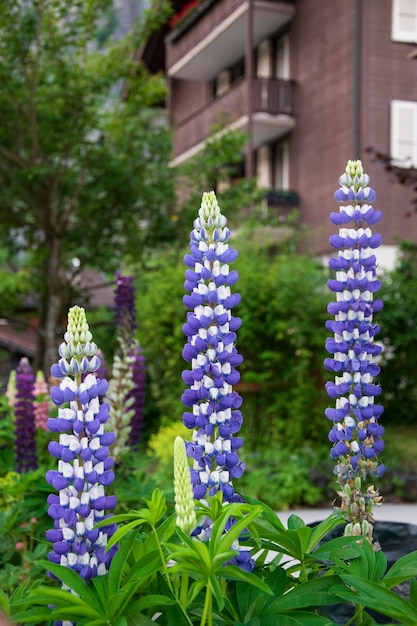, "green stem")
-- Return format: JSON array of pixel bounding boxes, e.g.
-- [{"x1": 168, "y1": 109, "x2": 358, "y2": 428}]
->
[
  {"x1": 180, "y1": 571, "x2": 189, "y2": 609},
  {"x1": 200, "y1": 585, "x2": 212, "y2": 626},
  {"x1": 344, "y1": 604, "x2": 364, "y2": 626},
  {"x1": 152, "y1": 524, "x2": 175, "y2": 595}
]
